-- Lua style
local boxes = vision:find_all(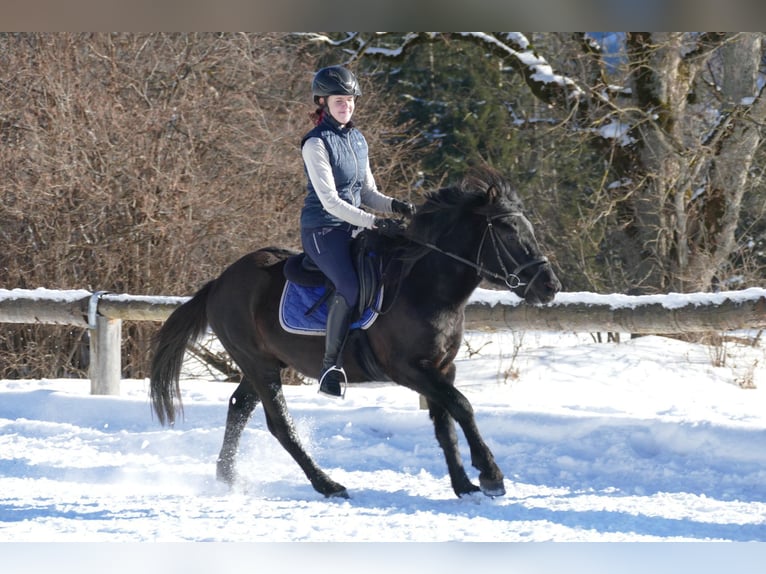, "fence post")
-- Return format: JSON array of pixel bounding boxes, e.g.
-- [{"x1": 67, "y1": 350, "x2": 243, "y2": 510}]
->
[
  {"x1": 88, "y1": 291, "x2": 122, "y2": 395},
  {"x1": 89, "y1": 315, "x2": 122, "y2": 395}
]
